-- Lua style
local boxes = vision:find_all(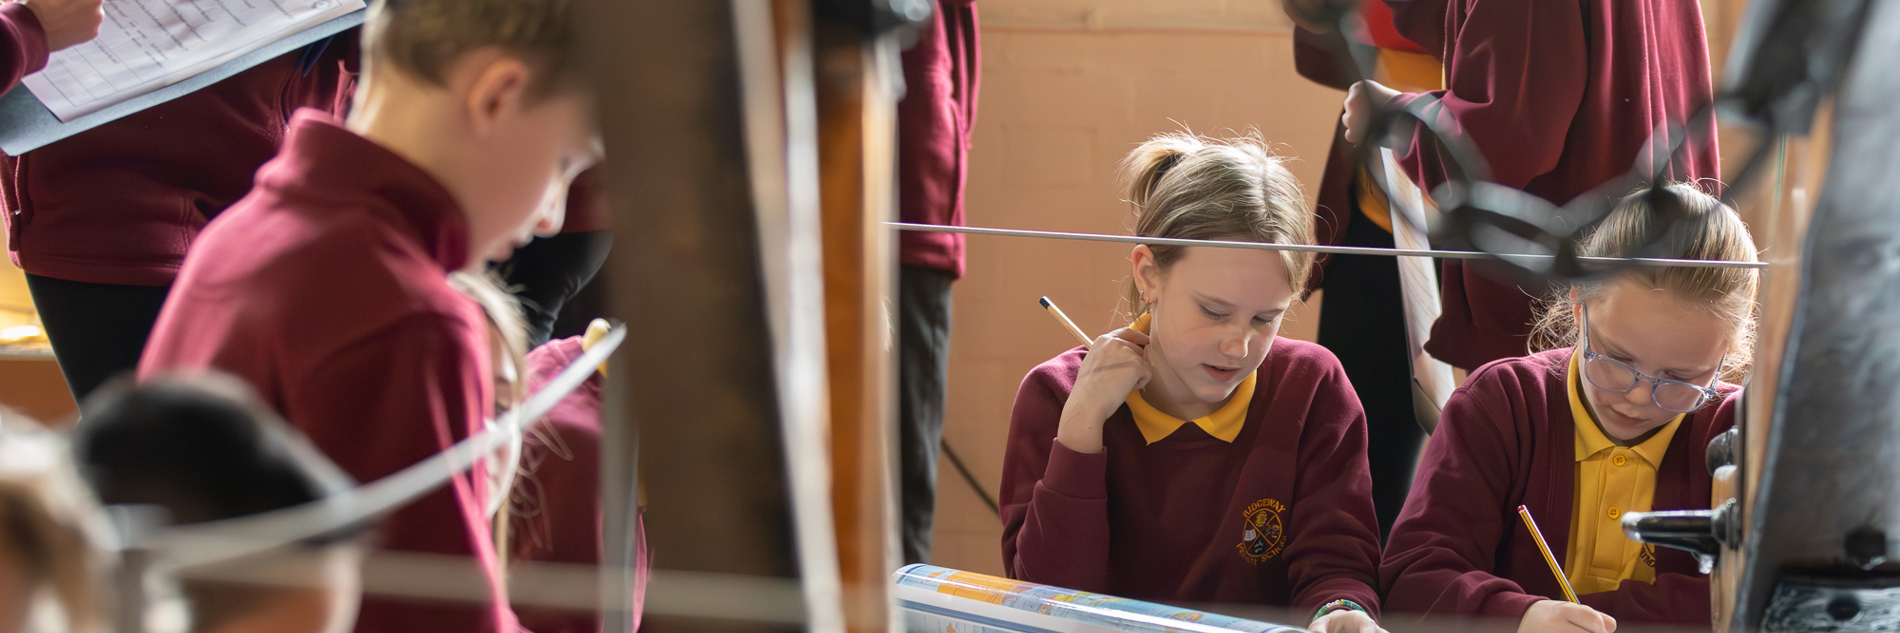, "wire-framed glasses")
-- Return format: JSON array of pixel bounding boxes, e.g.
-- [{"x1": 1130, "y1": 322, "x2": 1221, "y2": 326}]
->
[{"x1": 1578, "y1": 307, "x2": 1722, "y2": 413}]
